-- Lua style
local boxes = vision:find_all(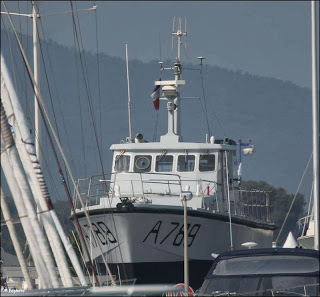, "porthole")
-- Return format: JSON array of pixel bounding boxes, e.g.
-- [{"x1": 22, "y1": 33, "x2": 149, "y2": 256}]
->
[{"x1": 135, "y1": 156, "x2": 151, "y2": 170}]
